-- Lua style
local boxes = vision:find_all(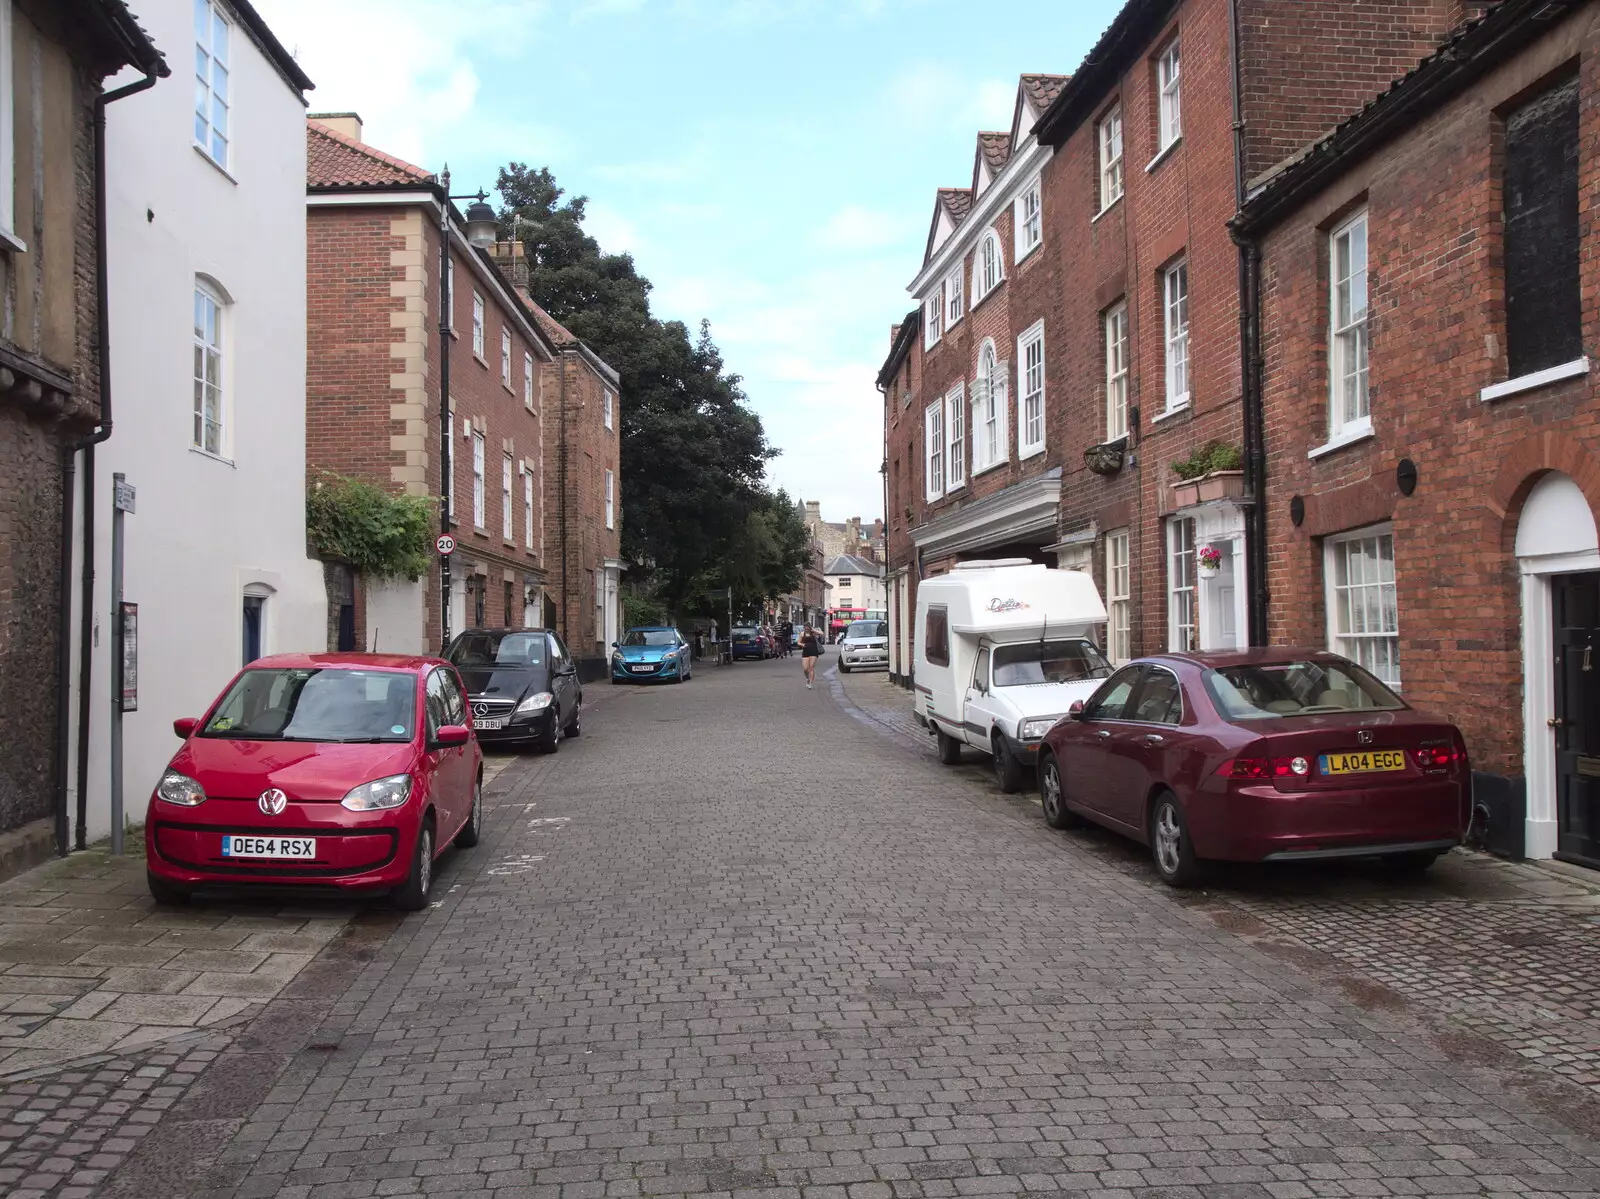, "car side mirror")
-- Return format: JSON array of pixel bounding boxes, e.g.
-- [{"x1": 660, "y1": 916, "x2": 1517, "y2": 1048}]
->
[
  {"x1": 436, "y1": 724, "x2": 471, "y2": 747},
  {"x1": 1068, "y1": 701, "x2": 1085, "y2": 721},
  {"x1": 611, "y1": 641, "x2": 618, "y2": 648},
  {"x1": 173, "y1": 717, "x2": 199, "y2": 738}
]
